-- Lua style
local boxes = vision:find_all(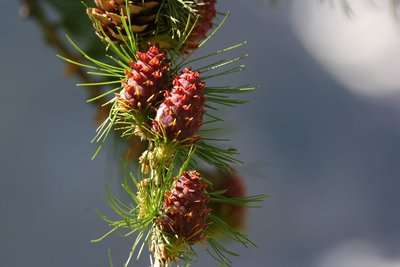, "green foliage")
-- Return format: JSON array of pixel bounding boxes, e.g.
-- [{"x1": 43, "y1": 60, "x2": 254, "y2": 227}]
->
[
  {"x1": 93, "y1": 153, "x2": 266, "y2": 266},
  {"x1": 158, "y1": 0, "x2": 197, "y2": 38},
  {"x1": 58, "y1": 9, "x2": 253, "y2": 172},
  {"x1": 54, "y1": 1, "x2": 265, "y2": 266}
]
